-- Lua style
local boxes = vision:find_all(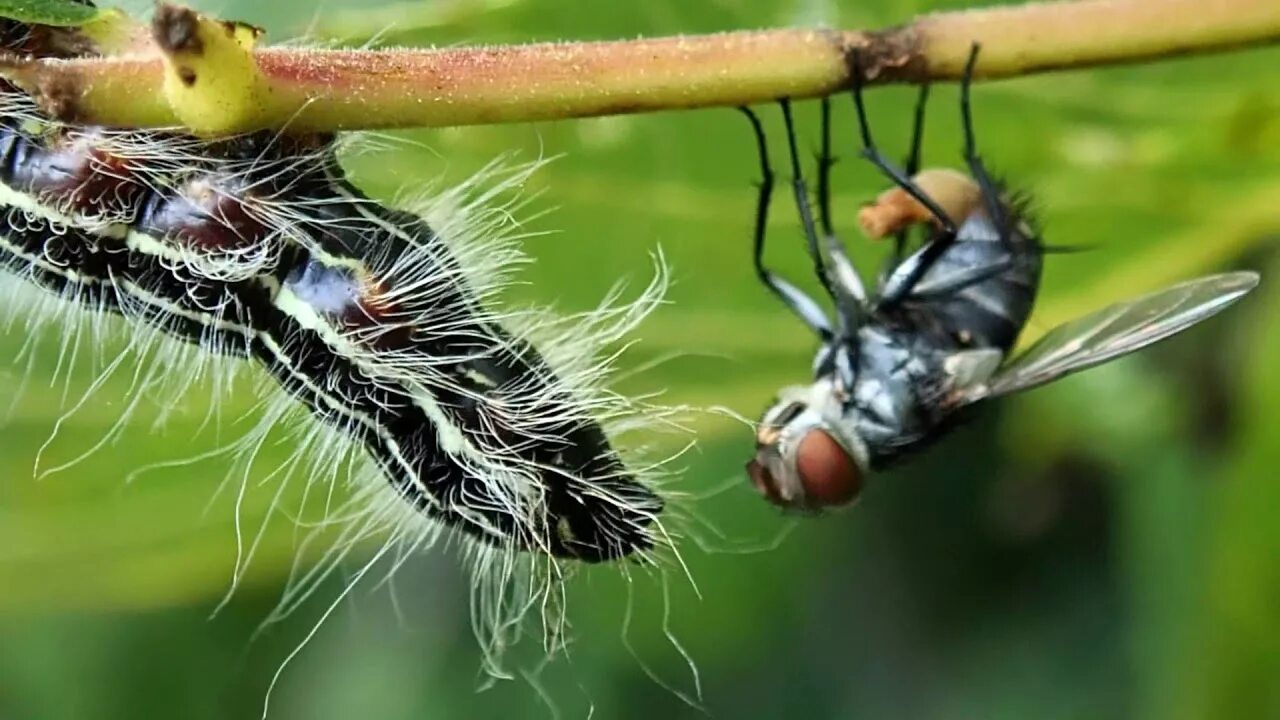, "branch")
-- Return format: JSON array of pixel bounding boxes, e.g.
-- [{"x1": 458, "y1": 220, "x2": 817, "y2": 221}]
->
[{"x1": 2, "y1": 0, "x2": 1278, "y2": 136}]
